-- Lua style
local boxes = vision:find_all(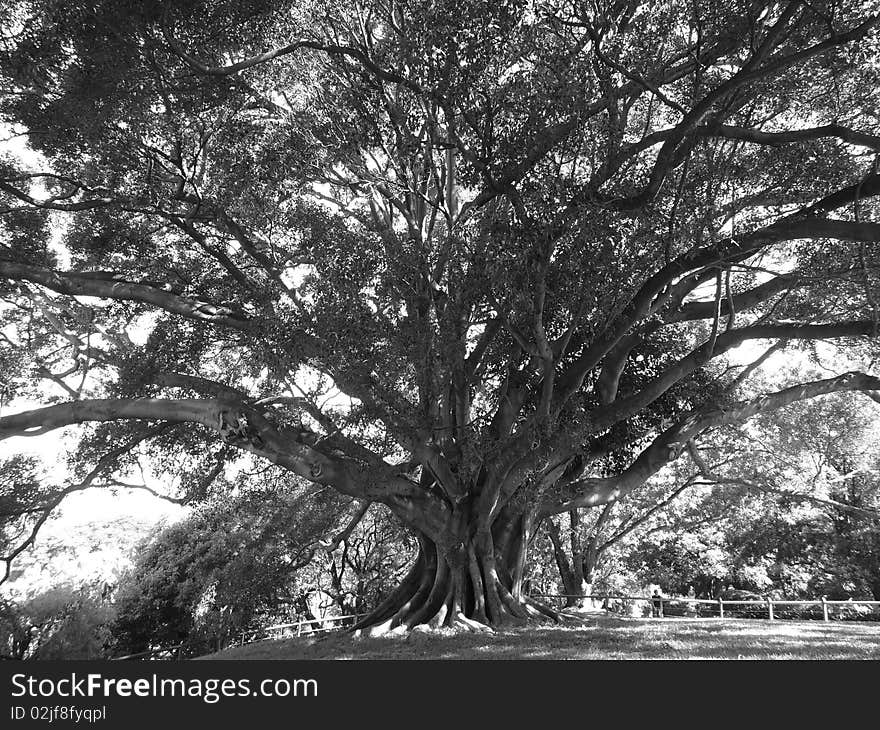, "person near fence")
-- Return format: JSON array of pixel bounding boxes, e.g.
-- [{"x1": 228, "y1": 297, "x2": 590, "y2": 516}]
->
[
  {"x1": 685, "y1": 585, "x2": 698, "y2": 617},
  {"x1": 651, "y1": 589, "x2": 664, "y2": 618}
]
